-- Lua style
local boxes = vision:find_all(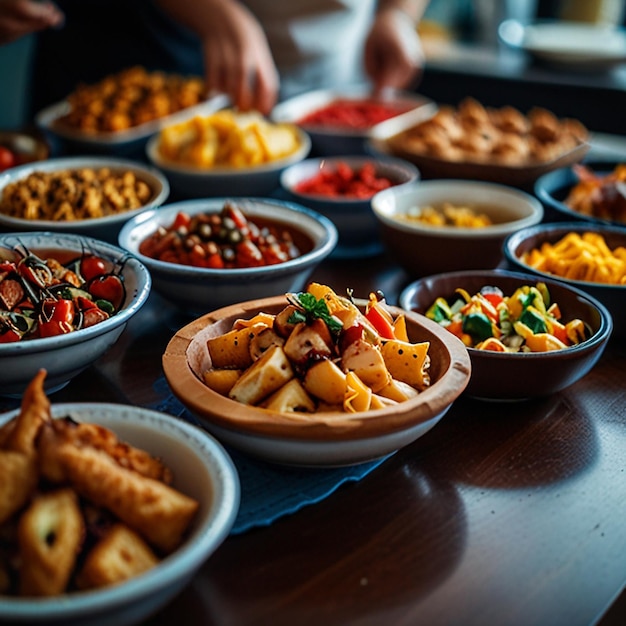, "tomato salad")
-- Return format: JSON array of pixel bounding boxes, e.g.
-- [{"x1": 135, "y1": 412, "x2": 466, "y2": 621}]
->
[
  {"x1": 138, "y1": 202, "x2": 302, "y2": 269},
  {"x1": 426, "y1": 282, "x2": 589, "y2": 352},
  {"x1": 0, "y1": 246, "x2": 126, "y2": 342}
]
